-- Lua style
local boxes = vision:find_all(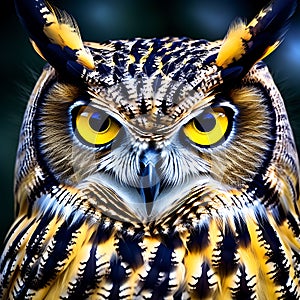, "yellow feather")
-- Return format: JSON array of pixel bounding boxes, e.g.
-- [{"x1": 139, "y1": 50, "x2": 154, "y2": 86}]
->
[
  {"x1": 242, "y1": 215, "x2": 278, "y2": 297},
  {"x1": 216, "y1": 4, "x2": 282, "y2": 69},
  {"x1": 30, "y1": 39, "x2": 47, "y2": 61},
  {"x1": 42, "y1": 3, "x2": 95, "y2": 70},
  {"x1": 259, "y1": 42, "x2": 281, "y2": 61},
  {"x1": 46, "y1": 230, "x2": 94, "y2": 298},
  {"x1": 216, "y1": 20, "x2": 251, "y2": 68}
]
